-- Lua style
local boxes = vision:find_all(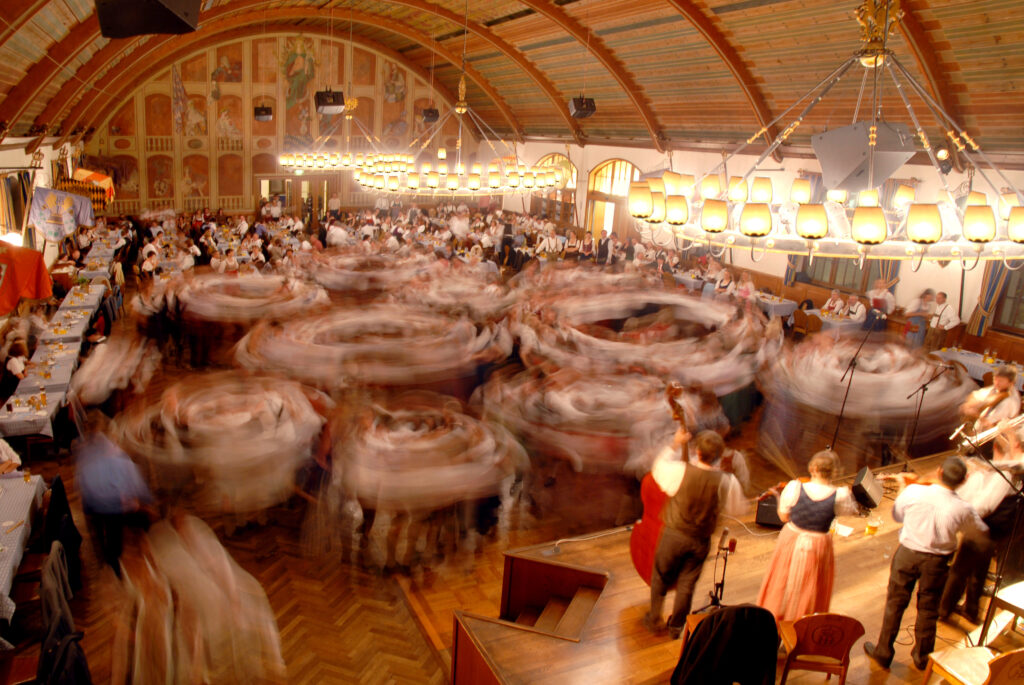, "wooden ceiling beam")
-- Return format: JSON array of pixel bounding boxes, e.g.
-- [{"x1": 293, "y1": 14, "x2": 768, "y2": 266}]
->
[
  {"x1": 513, "y1": 0, "x2": 667, "y2": 152},
  {"x1": 0, "y1": 0, "x2": 50, "y2": 46},
  {"x1": 896, "y1": 0, "x2": 967, "y2": 132},
  {"x1": 0, "y1": 15, "x2": 101, "y2": 142},
  {"x1": 57, "y1": 10, "x2": 520, "y2": 148},
  {"x1": 664, "y1": 0, "x2": 780, "y2": 159}
]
